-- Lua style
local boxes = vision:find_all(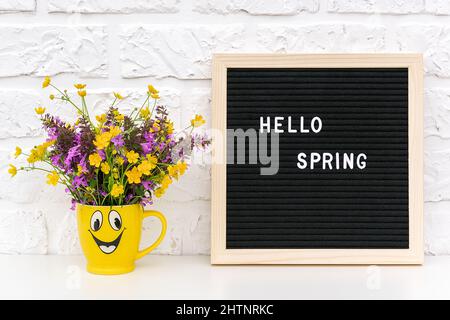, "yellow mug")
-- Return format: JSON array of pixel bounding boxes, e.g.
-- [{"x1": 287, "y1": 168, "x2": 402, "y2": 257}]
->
[{"x1": 76, "y1": 203, "x2": 167, "y2": 275}]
